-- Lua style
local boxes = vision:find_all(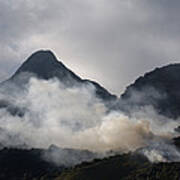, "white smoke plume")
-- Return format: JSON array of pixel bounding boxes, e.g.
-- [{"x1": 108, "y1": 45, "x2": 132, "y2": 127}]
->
[{"x1": 0, "y1": 76, "x2": 179, "y2": 164}]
